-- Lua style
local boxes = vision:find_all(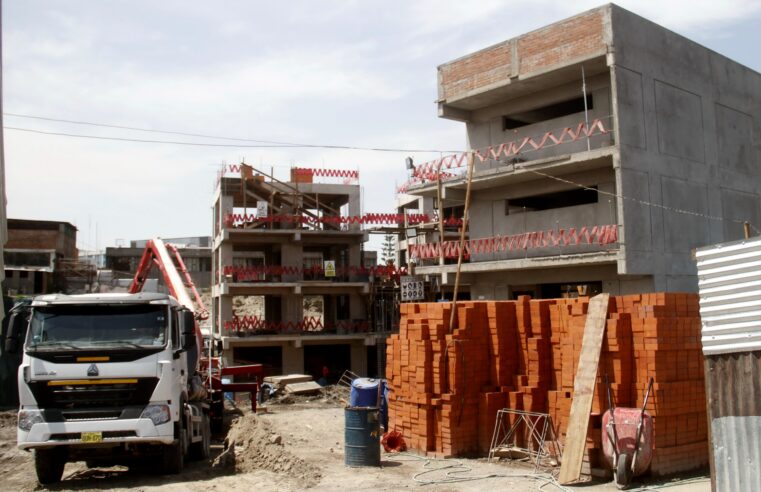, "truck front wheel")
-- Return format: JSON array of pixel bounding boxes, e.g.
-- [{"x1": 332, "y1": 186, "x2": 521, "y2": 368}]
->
[
  {"x1": 162, "y1": 439, "x2": 184, "y2": 474},
  {"x1": 35, "y1": 447, "x2": 66, "y2": 485},
  {"x1": 162, "y1": 419, "x2": 186, "y2": 474}
]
